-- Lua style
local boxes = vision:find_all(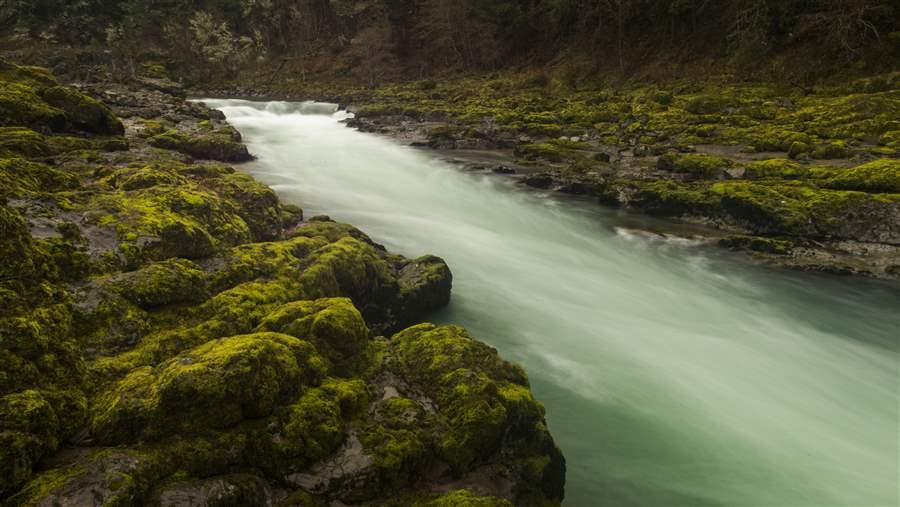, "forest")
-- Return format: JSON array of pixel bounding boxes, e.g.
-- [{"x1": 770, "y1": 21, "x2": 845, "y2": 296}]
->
[{"x1": 3, "y1": 0, "x2": 898, "y2": 83}]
